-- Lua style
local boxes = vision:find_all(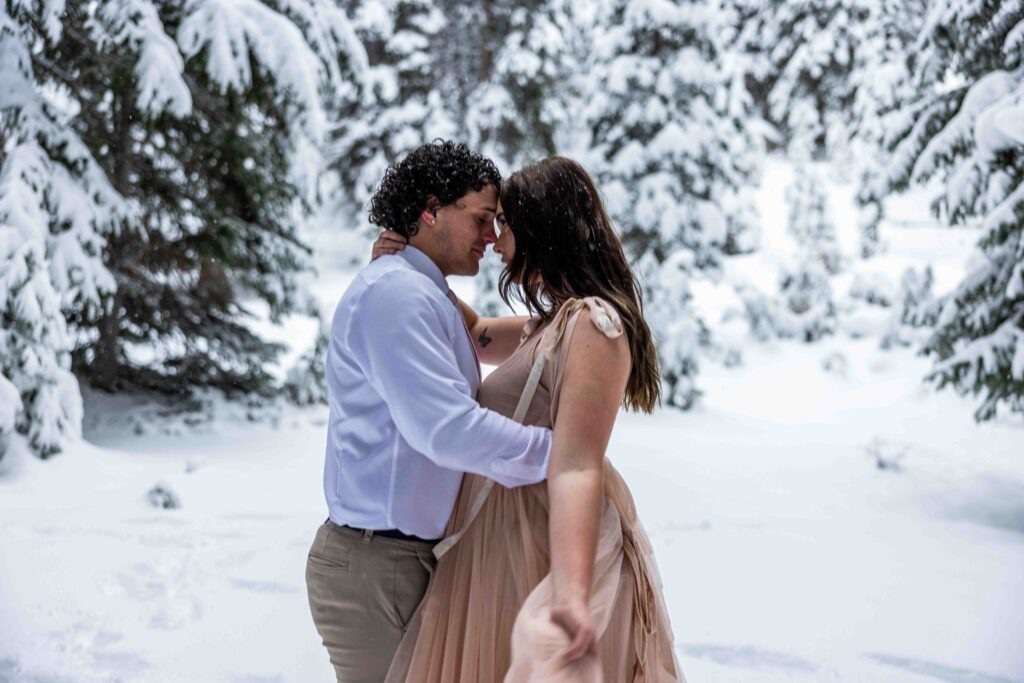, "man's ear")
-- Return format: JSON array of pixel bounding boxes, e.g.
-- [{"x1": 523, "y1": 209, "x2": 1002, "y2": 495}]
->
[{"x1": 421, "y1": 195, "x2": 440, "y2": 225}]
